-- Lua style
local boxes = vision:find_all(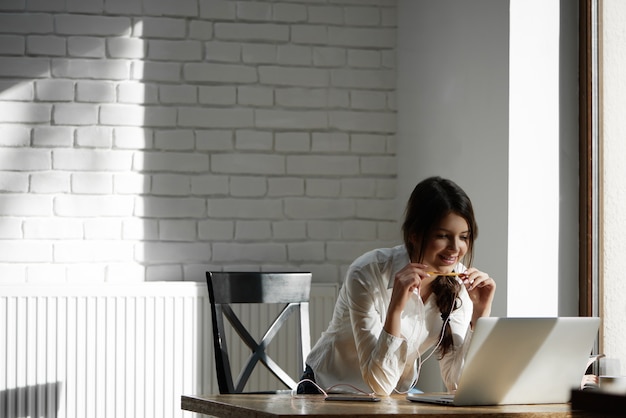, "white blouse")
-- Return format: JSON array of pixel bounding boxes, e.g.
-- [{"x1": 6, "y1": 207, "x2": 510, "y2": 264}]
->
[{"x1": 305, "y1": 245, "x2": 474, "y2": 396}]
